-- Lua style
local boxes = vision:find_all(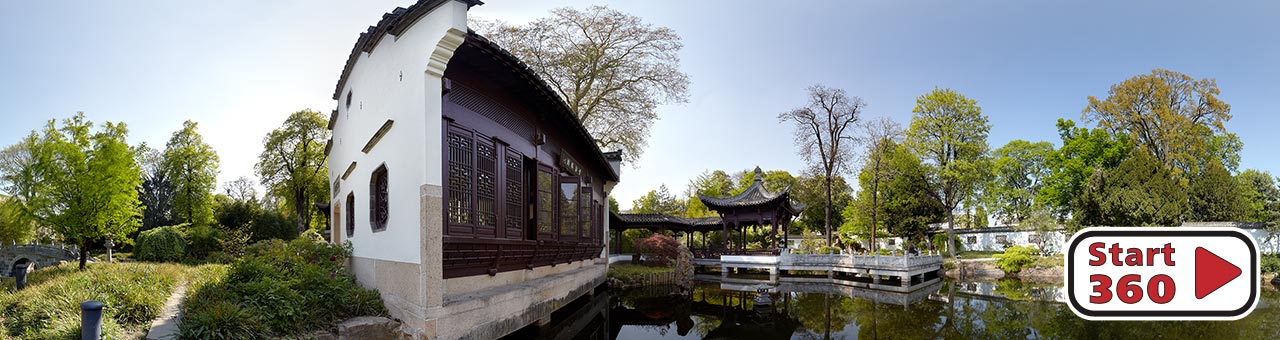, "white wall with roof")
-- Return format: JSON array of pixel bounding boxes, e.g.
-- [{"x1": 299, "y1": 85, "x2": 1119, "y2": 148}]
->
[{"x1": 327, "y1": 0, "x2": 469, "y2": 264}]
